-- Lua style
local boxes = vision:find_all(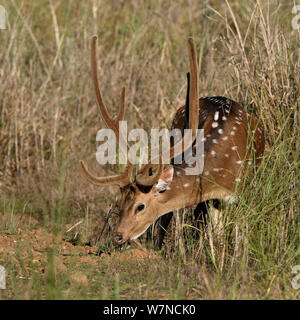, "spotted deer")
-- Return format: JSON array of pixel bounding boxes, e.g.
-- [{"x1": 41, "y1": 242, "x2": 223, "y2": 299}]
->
[{"x1": 80, "y1": 36, "x2": 265, "y2": 249}]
